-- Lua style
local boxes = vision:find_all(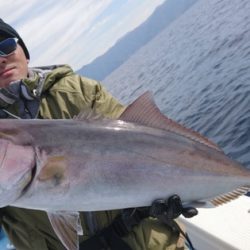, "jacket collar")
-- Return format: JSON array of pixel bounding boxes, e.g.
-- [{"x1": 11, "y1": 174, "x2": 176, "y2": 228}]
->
[{"x1": 0, "y1": 64, "x2": 73, "y2": 118}]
